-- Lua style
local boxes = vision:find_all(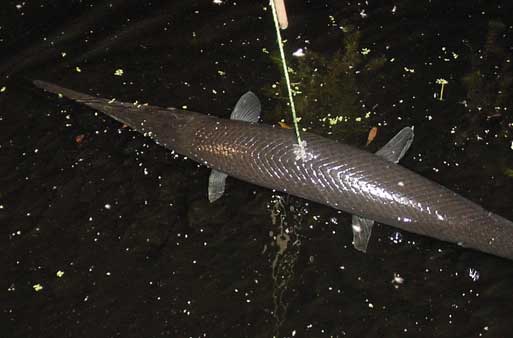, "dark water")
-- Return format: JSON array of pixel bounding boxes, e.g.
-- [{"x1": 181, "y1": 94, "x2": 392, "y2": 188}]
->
[{"x1": 1, "y1": 0, "x2": 513, "y2": 337}]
